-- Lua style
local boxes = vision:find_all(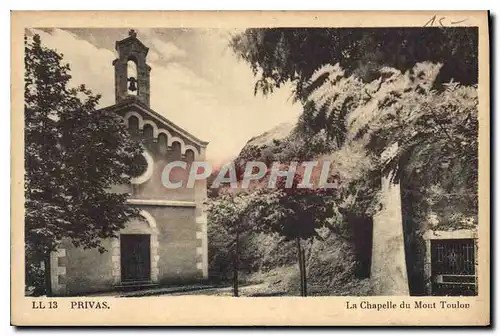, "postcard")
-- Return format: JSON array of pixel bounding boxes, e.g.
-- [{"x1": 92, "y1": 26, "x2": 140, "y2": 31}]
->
[{"x1": 11, "y1": 10, "x2": 490, "y2": 326}]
